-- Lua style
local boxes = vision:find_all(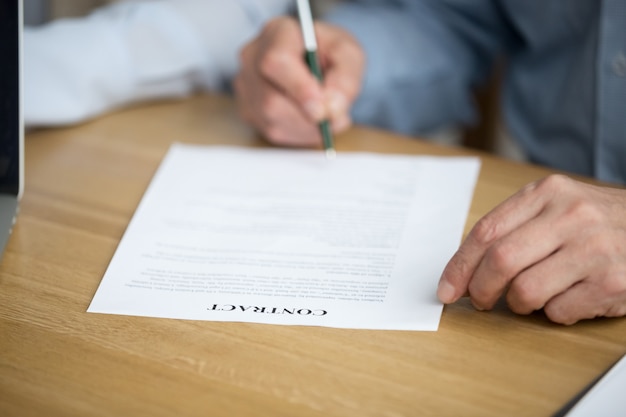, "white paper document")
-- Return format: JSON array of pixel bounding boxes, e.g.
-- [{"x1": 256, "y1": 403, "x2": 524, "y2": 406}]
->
[{"x1": 88, "y1": 144, "x2": 480, "y2": 330}]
